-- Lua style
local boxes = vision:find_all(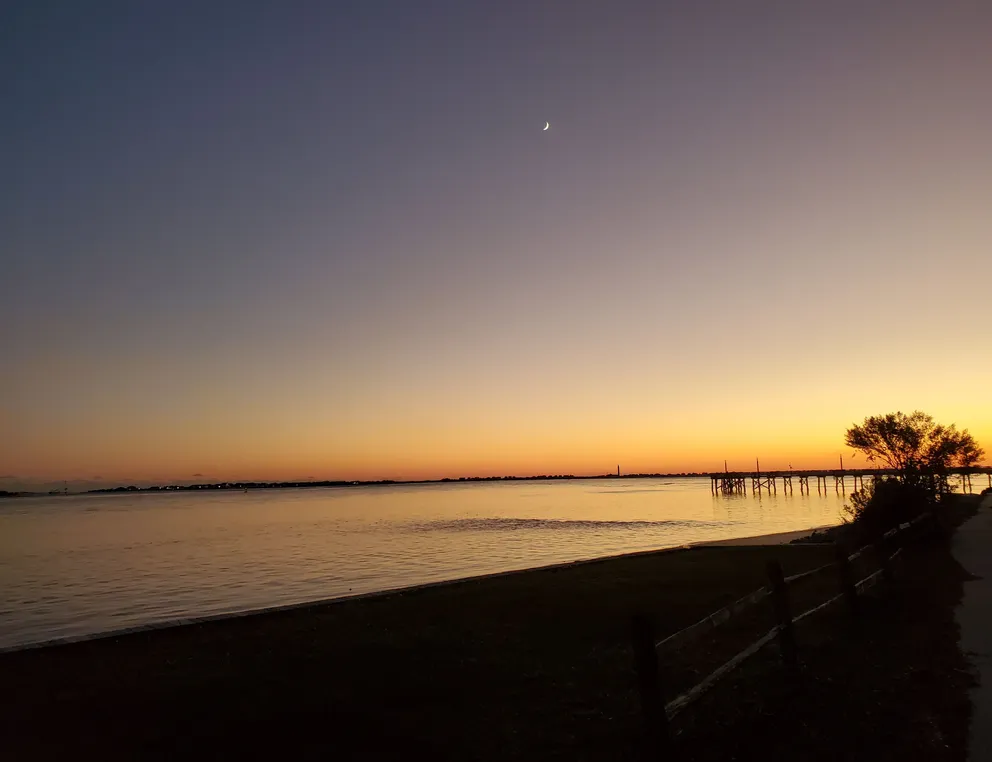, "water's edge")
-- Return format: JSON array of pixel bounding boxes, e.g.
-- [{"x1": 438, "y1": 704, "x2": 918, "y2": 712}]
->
[{"x1": 0, "y1": 527, "x2": 830, "y2": 655}]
